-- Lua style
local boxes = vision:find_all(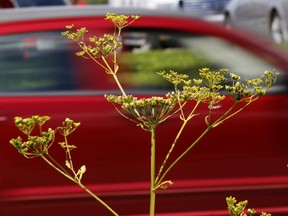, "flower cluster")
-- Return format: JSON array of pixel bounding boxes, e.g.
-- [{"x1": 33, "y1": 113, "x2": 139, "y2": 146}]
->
[
  {"x1": 9, "y1": 116, "x2": 81, "y2": 158},
  {"x1": 226, "y1": 196, "x2": 271, "y2": 216},
  {"x1": 105, "y1": 13, "x2": 140, "y2": 30},
  {"x1": 62, "y1": 26, "x2": 121, "y2": 59},
  {"x1": 161, "y1": 69, "x2": 227, "y2": 108},
  {"x1": 225, "y1": 70, "x2": 279, "y2": 101},
  {"x1": 61, "y1": 25, "x2": 87, "y2": 42},
  {"x1": 157, "y1": 70, "x2": 191, "y2": 87},
  {"x1": 10, "y1": 116, "x2": 54, "y2": 158},
  {"x1": 183, "y1": 85, "x2": 225, "y2": 106},
  {"x1": 57, "y1": 118, "x2": 81, "y2": 137},
  {"x1": 199, "y1": 68, "x2": 228, "y2": 91},
  {"x1": 62, "y1": 13, "x2": 139, "y2": 60},
  {"x1": 105, "y1": 68, "x2": 278, "y2": 131},
  {"x1": 105, "y1": 94, "x2": 178, "y2": 130}
]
